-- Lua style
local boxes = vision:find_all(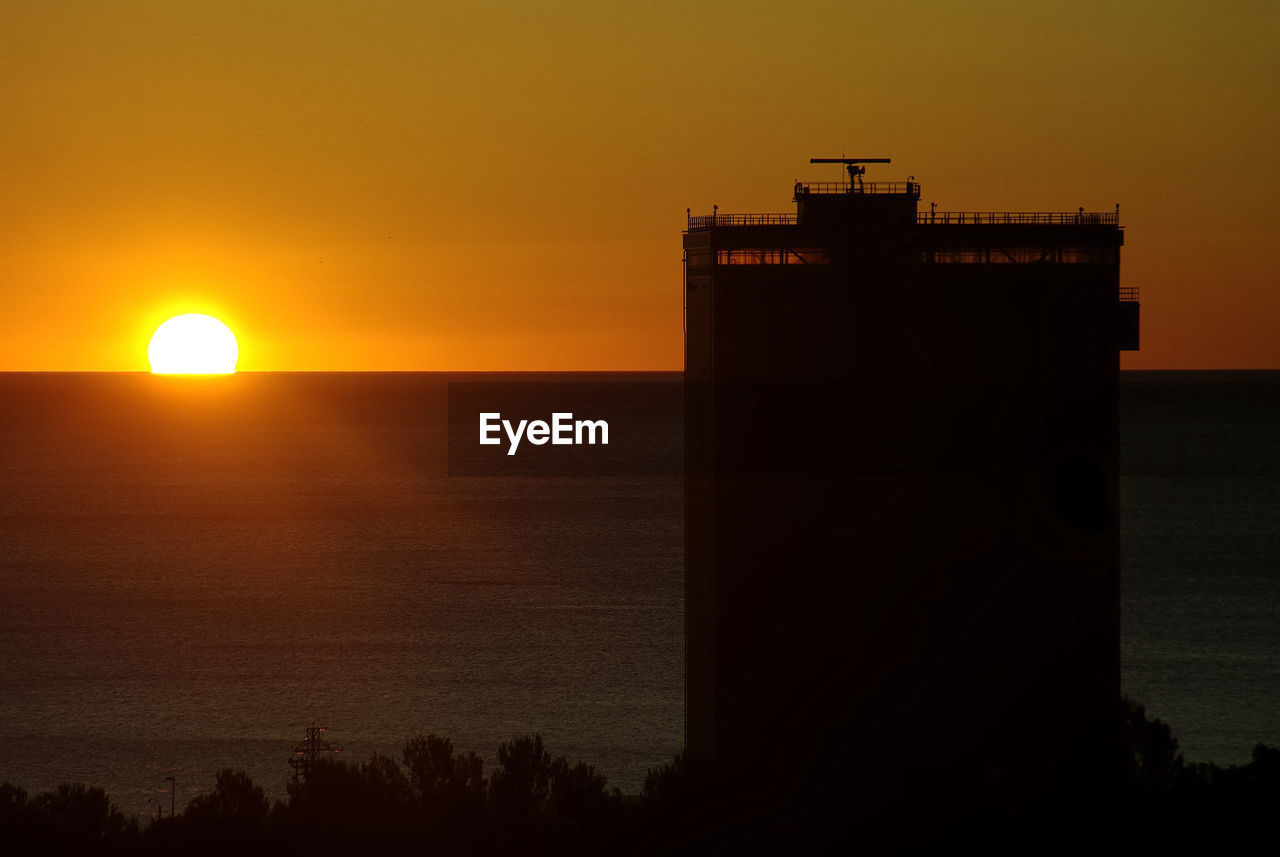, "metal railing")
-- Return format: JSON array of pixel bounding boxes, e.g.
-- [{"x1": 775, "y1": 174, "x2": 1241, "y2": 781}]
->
[
  {"x1": 688, "y1": 208, "x2": 1120, "y2": 230},
  {"x1": 687, "y1": 213, "x2": 797, "y2": 230},
  {"x1": 917, "y1": 211, "x2": 1119, "y2": 226},
  {"x1": 1119, "y1": 287, "x2": 1140, "y2": 302},
  {"x1": 794, "y1": 181, "x2": 919, "y2": 196}
]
